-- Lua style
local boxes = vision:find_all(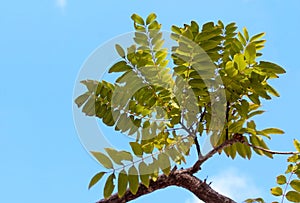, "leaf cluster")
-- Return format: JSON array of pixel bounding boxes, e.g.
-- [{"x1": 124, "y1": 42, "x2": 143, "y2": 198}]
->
[{"x1": 75, "y1": 13, "x2": 286, "y2": 199}]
